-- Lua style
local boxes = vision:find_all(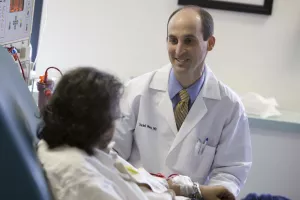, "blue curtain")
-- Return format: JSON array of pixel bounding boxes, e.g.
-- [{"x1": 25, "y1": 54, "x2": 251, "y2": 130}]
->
[{"x1": 30, "y1": 0, "x2": 44, "y2": 70}]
